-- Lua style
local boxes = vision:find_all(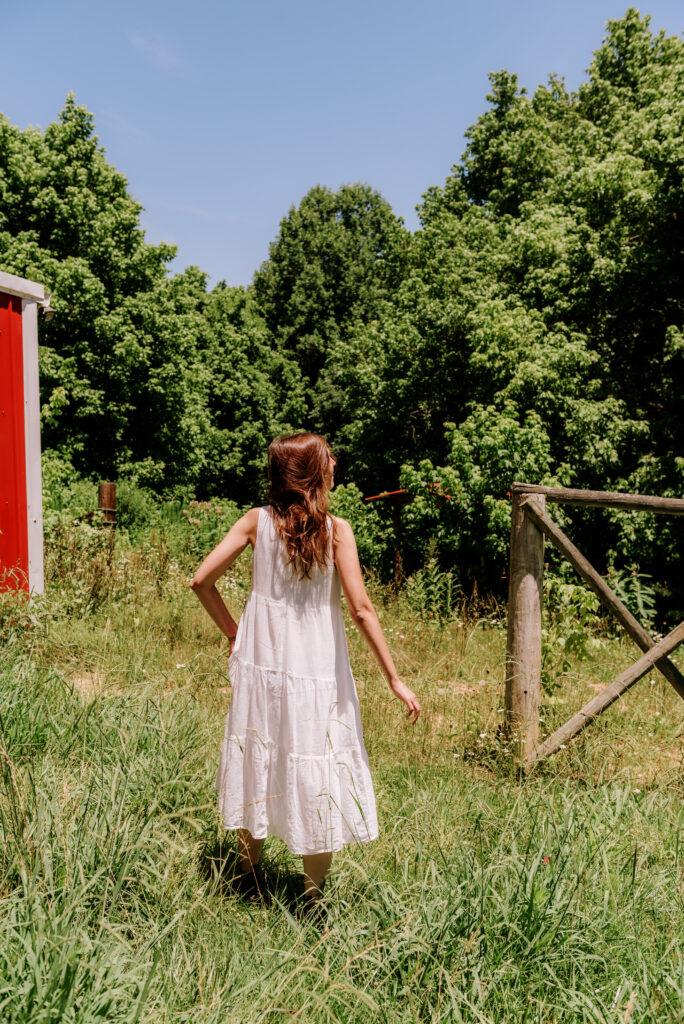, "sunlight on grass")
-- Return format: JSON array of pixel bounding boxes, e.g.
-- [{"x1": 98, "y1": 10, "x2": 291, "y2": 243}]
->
[{"x1": 1, "y1": 519, "x2": 683, "y2": 1021}]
